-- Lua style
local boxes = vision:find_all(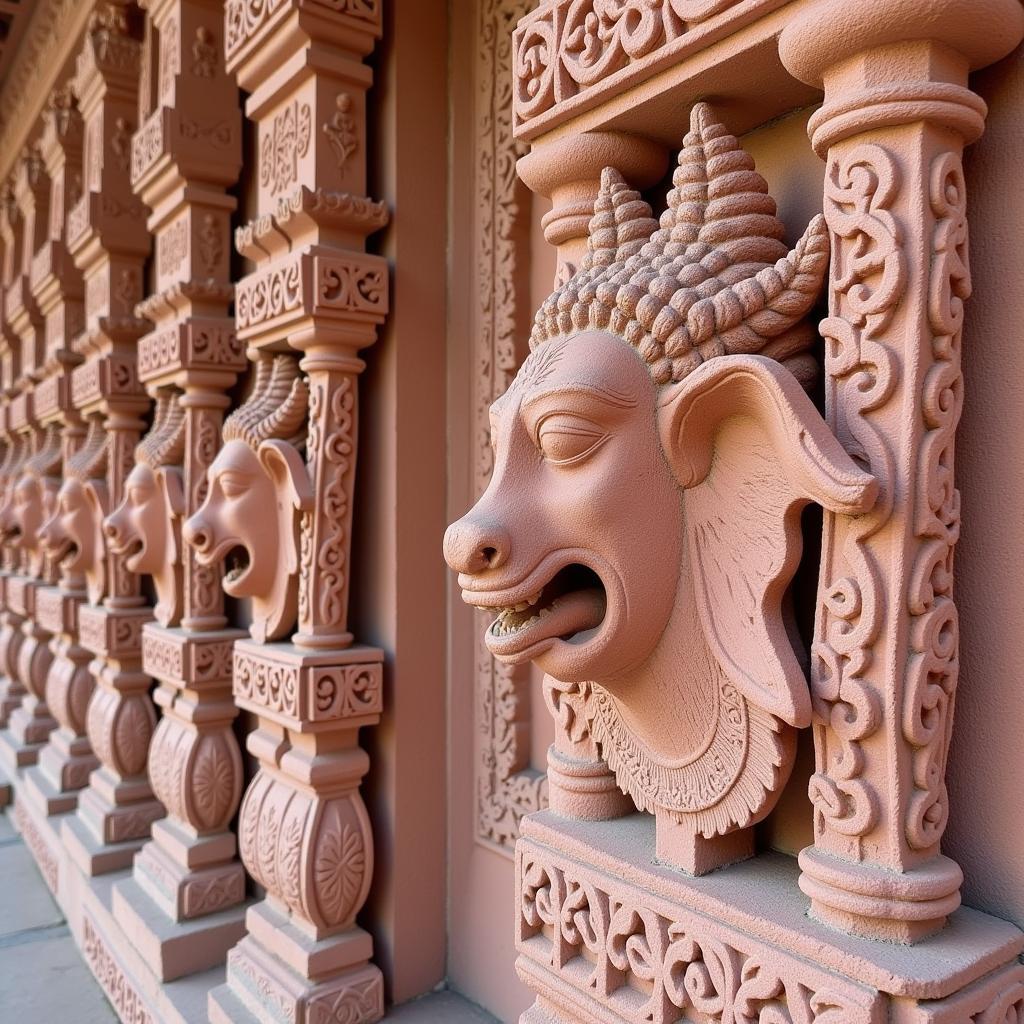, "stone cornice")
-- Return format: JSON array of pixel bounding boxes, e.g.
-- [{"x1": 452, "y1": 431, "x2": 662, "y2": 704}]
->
[{"x1": 0, "y1": 0, "x2": 97, "y2": 186}]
